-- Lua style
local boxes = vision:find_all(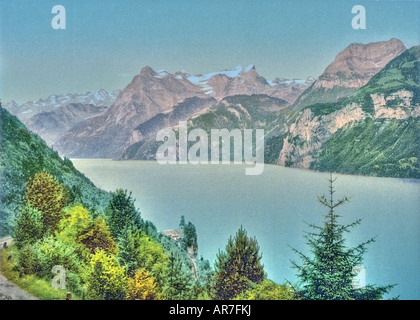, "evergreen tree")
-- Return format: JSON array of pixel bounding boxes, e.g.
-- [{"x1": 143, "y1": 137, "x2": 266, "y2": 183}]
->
[
  {"x1": 182, "y1": 221, "x2": 198, "y2": 255},
  {"x1": 290, "y1": 174, "x2": 395, "y2": 300},
  {"x1": 179, "y1": 215, "x2": 186, "y2": 229},
  {"x1": 213, "y1": 226, "x2": 265, "y2": 300},
  {"x1": 12, "y1": 204, "x2": 44, "y2": 248},
  {"x1": 117, "y1": 228, "x2": 169, "y2": 286},
  {"x1": 162, "y1": 253, "x2": 193, "y2": 300},
  {"x1": 117, "y1": 227, "x2": 139, "y2": 277},
  {"x1": 106, "y1": 189, "x2": 143, "y2": 239}
]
